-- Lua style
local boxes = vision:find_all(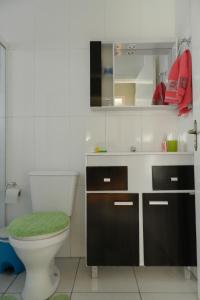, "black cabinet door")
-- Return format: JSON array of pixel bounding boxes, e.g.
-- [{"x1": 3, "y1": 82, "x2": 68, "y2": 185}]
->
[
  {"x1": 87, "y1": 193, "x2": 139, "y2": 266},
  {"x1": 143, "y1": 193, "x2": 197, "y2": 266},
  {"x1": 90, "y1": 41, "x2": 102, "y2": 106}
]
